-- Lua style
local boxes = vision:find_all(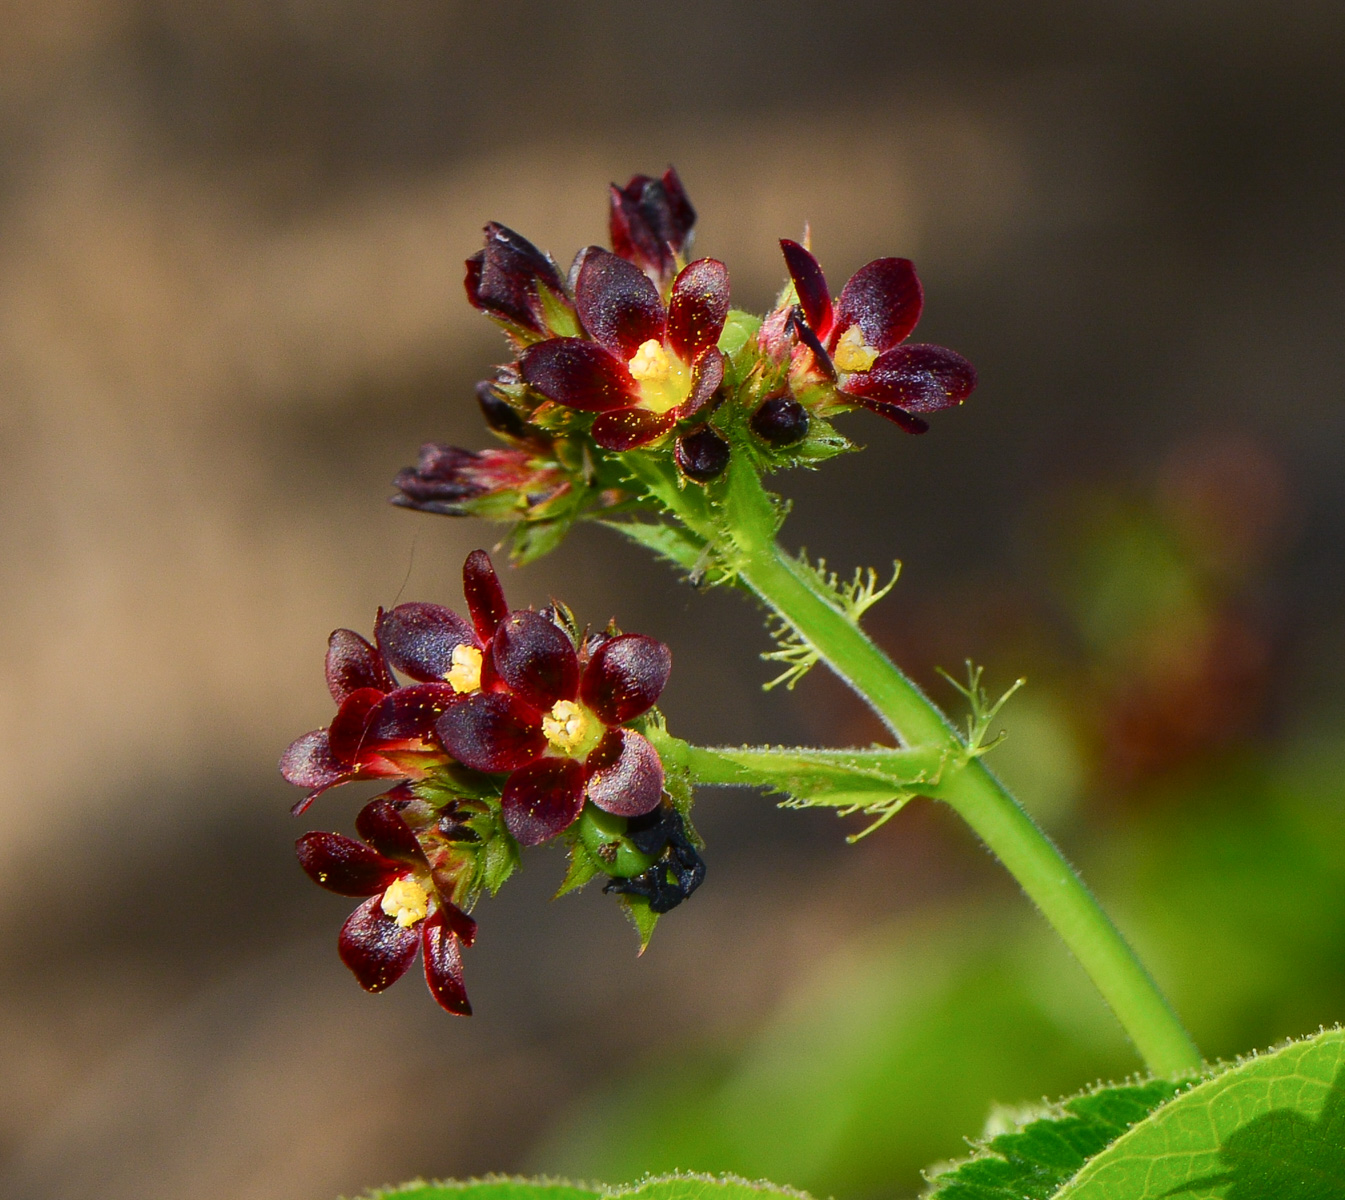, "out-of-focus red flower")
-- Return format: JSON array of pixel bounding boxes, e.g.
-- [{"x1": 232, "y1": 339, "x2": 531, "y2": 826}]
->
[
  {"x1": 391, "y1": 440, "x2": 569, "y2": 517},
  {"x1": 608, "y1": 167, "x2": 696, "y2": 289},
  {"x1": 296, "y1": 796, "x2": 478, "y2": 1014},
  {"x1": 518, "y1": 249, "x2": 729, "y2": 450},
  {"x1": 279, "y1": 627, "x2": 457, "y2": 816},
  {"x1": 777, "y1": 239, "x2": 977, "y2": 434}
]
